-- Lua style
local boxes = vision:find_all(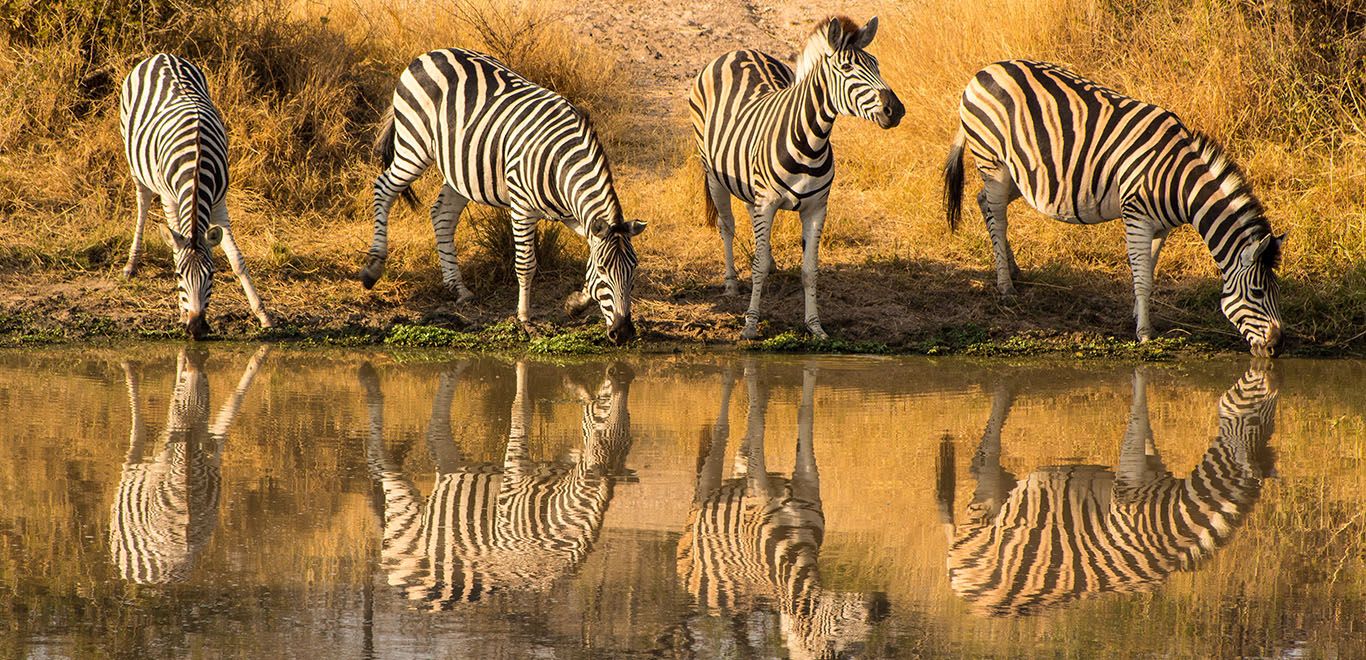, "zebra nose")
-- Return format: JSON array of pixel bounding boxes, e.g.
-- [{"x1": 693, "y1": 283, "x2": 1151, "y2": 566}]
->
[
  {"x1": 607, "y1": 316, "x2": 635, "y2": 345},
  {"x1": 878, "y1": 89, "x2": 904, "y2": 128},
  {"x1": 1265, "y1": 324, "x2": 1283, "y2": 356},
  {"x1": 185, "y1": 313, "x2": 211, "y2": 340}
]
